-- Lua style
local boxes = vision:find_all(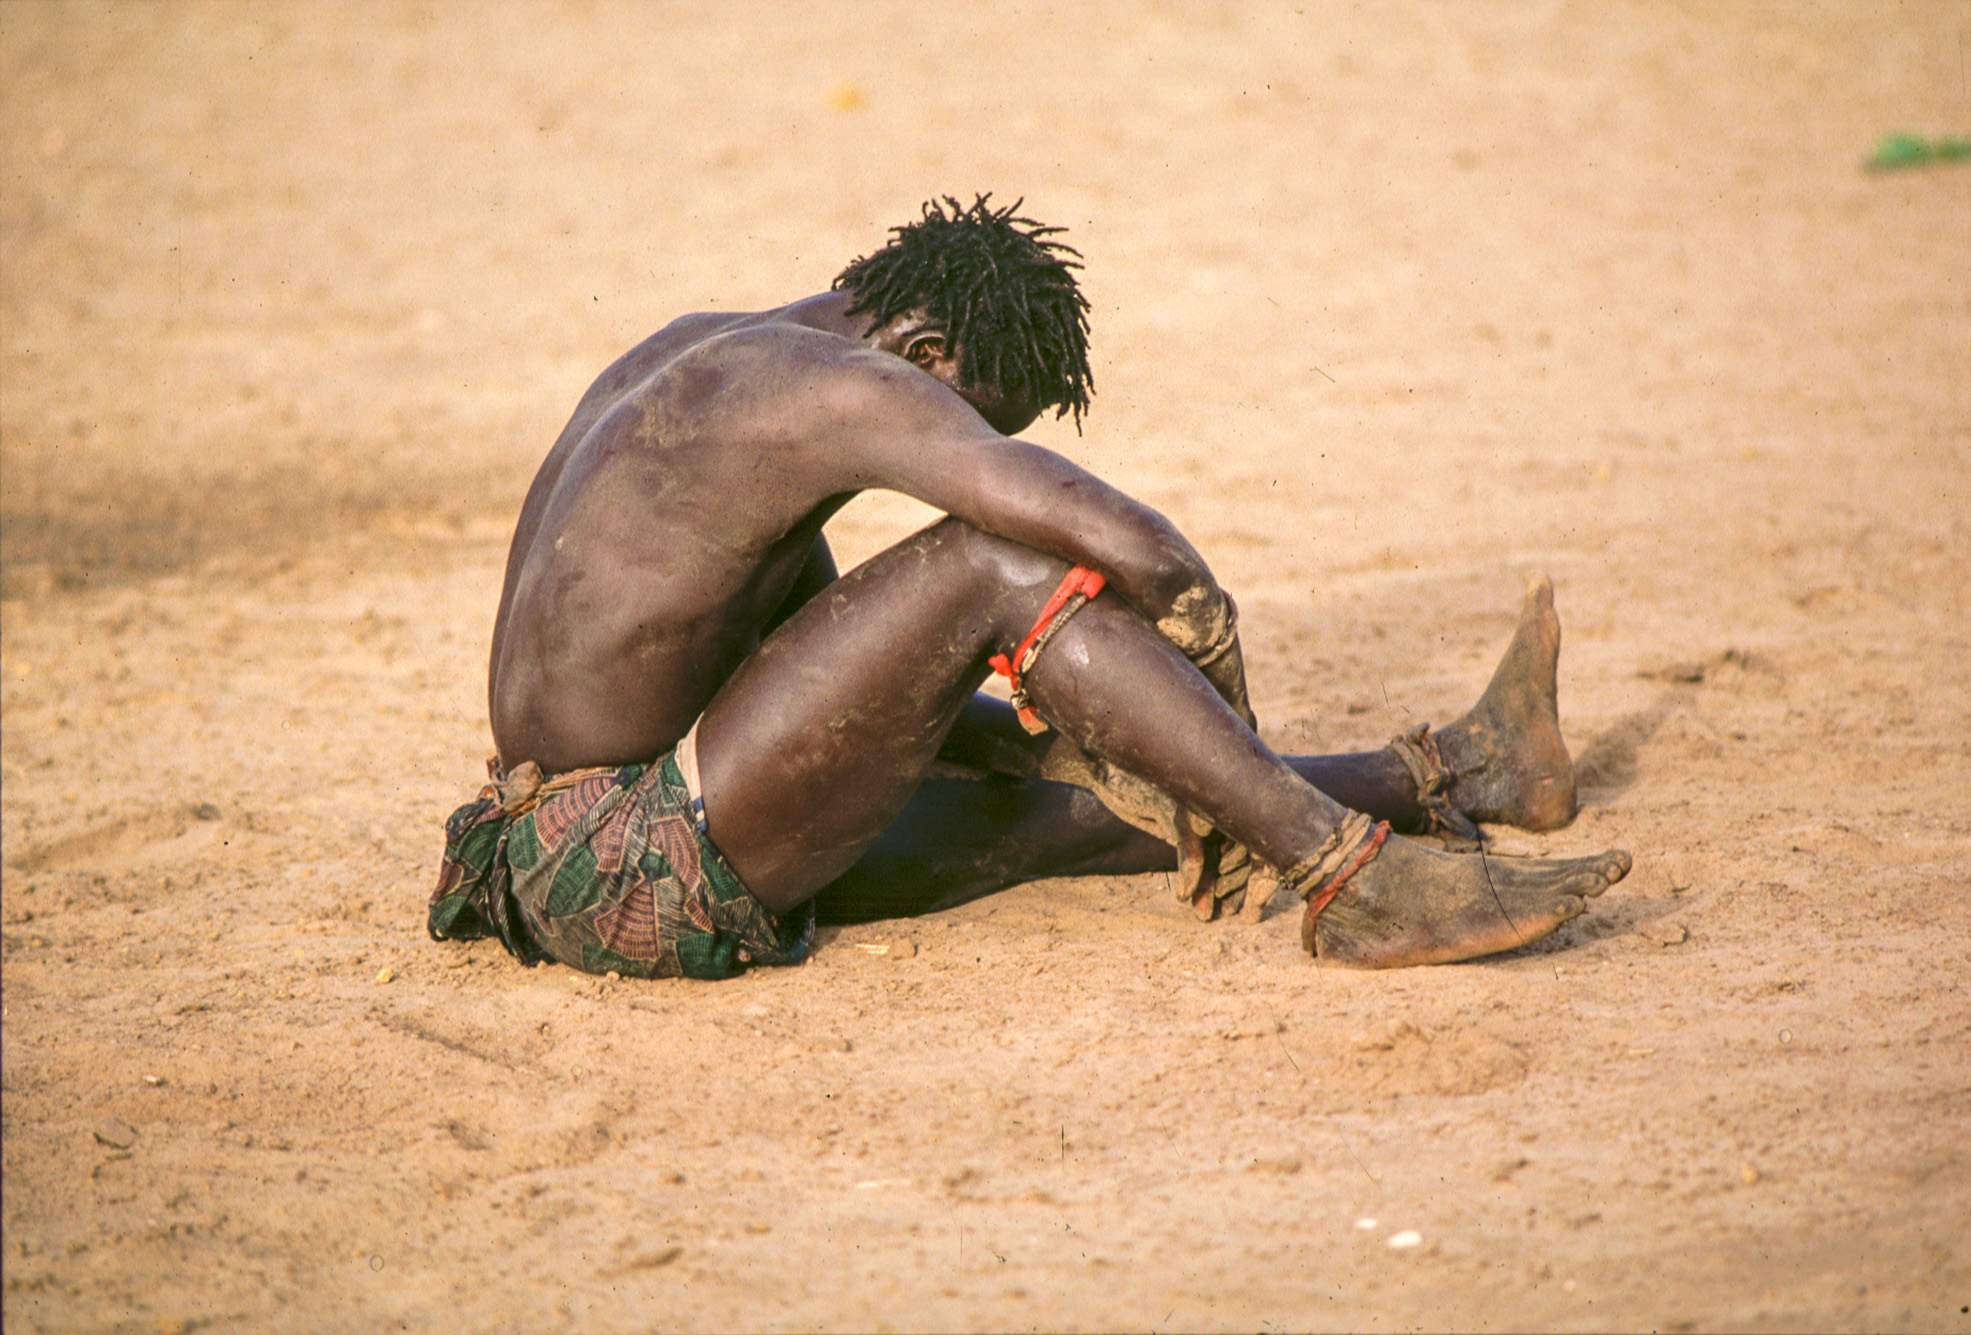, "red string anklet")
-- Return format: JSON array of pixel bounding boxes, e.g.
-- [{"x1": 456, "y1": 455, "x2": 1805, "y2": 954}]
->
[
  {"x1": 989, "y1": 566, "x2": 1107, "y2": 734},
  {"x1": 1298, "y1": 820, "x2": 1391, "y2": 954}
]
